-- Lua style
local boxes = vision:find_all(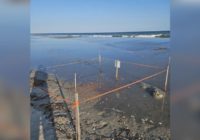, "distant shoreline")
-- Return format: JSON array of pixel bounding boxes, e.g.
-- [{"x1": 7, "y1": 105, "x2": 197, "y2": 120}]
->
[
  {"x1": 31, "y1": 31, "x2": 170, "y2": 39},
  {"x1": 31, "y1": 30, "x2": 169, "y2": 35}
]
